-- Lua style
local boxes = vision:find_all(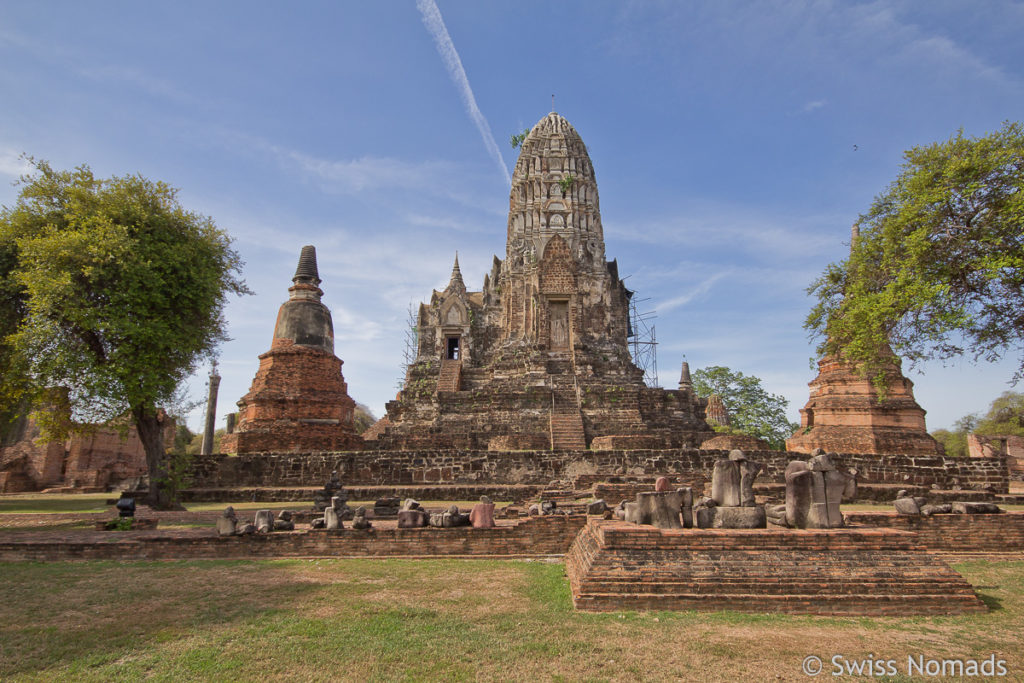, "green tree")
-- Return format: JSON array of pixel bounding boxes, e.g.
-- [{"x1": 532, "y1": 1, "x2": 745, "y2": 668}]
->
[
  {"x1": 0, "y1": 160, "x2": 249, "y2": 508},
  {"x1": 352, "y1": 402, "x2": 377, "y2": 434},
  {"x1": 806, "y1": 121, "x2": 1024, "y2": 387},
  {"x1": 691, "y1": 365, "x2": 798, "y2": 450}
]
